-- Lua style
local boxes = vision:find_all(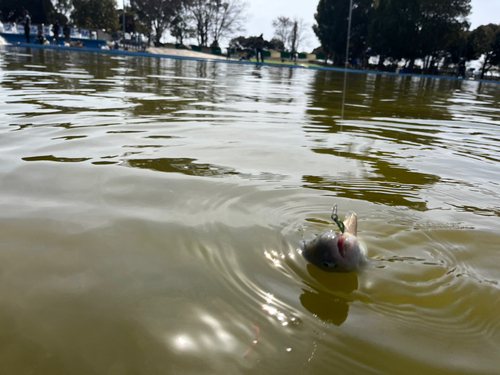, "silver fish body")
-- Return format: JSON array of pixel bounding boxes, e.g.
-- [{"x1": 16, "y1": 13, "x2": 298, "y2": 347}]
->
[{"x1": 303, "y1": 211, "x2": 363, "y2": 272}]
